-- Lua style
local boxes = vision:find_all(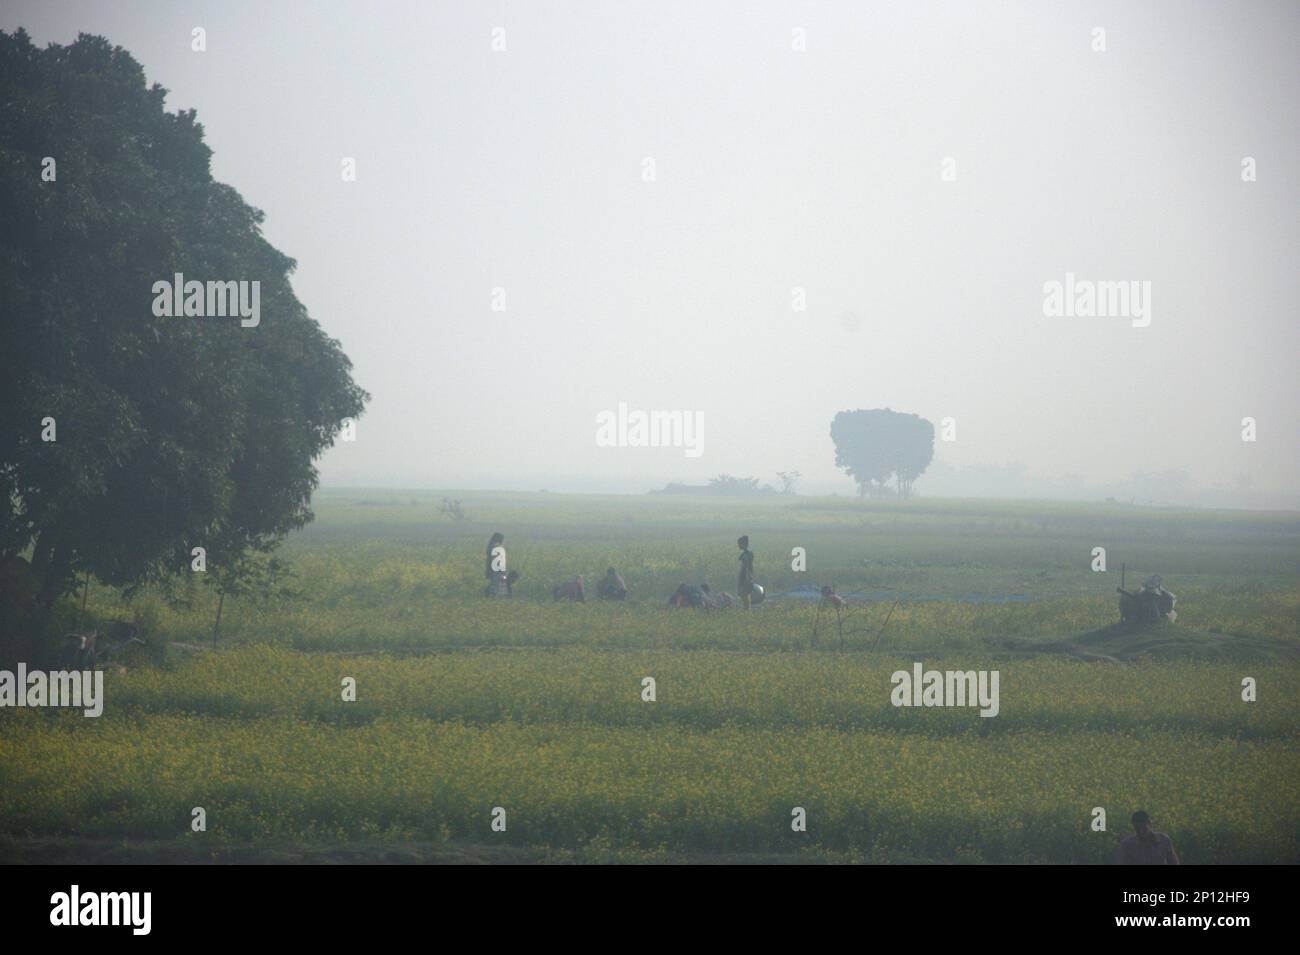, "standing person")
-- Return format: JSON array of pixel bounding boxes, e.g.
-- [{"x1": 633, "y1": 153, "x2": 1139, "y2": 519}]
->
[
  {"x1": 737, "y1": 535, "x2": 755, "y2": 609},
  {"x1": 1113, "y1": 811, "x2": 1181, "y2": 865},
  {"x1": 484, "y1": 532, "x2": 507, "y2": 597}
]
